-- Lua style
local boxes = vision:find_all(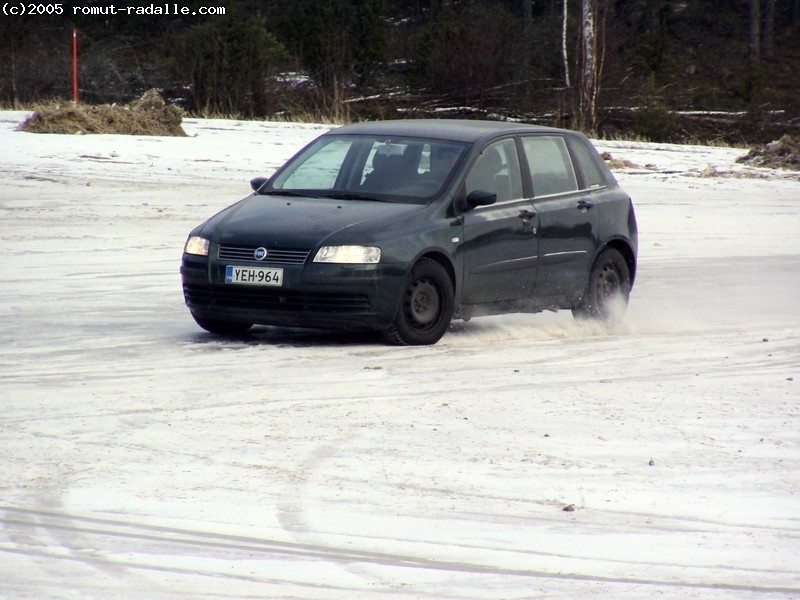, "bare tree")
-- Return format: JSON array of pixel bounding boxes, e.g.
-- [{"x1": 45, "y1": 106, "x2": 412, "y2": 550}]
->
[
  {"x1": 761, "y1": 0, "x2": 776, "y2": 60},
  {"x1": 749, "y1": 0, "x2": 762, "y2": 62},
  {"x1": 522, "y1": 0, "x2": 533, "y2": 83},
  {"x1": 749, "y1": 0, "x2": 778, "y2": 63},
  {"x1": 577, "y1": 0, "x2": 598, "y2": 132}
]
